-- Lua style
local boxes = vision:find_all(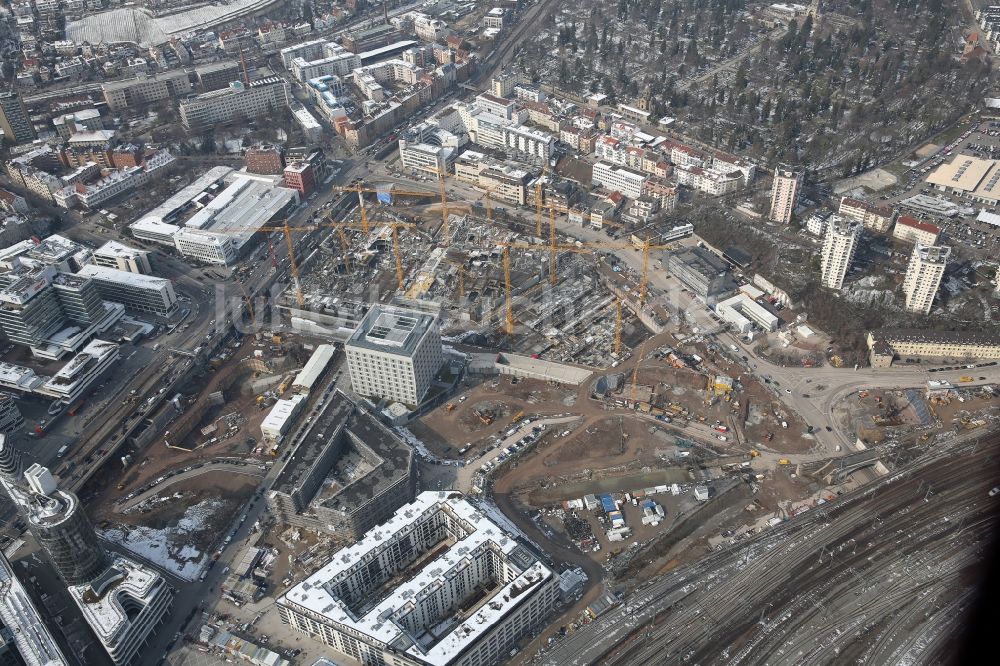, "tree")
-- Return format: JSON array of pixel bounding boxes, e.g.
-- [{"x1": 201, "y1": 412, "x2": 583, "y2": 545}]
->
[{"x1": 303, "y1": 2, "x2": 315, "y2": 31}]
